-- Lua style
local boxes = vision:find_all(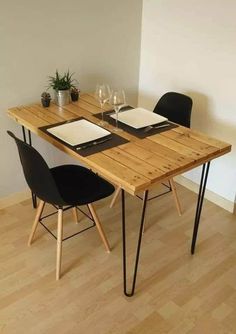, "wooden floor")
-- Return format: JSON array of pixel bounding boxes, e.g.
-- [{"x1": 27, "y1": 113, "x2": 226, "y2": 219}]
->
[{"x1": 0, "y1": 184, "x2": 236, "y2": 333}]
